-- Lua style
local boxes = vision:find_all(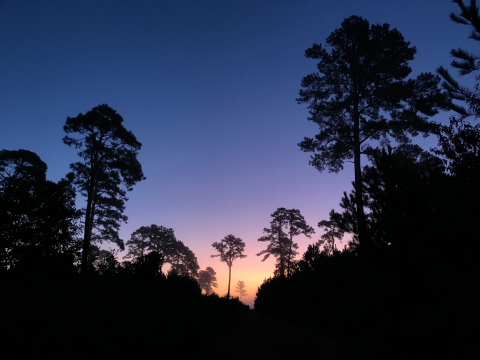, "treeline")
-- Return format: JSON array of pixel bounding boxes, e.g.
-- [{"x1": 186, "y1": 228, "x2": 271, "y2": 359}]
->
[
  {"x1": 255, "y1": 4, "x2": 480, "y2": 358},
  {"x1": 2, "y1": 1, "x2": 480, "y2": 358},
  {"x1": 0, "y1": 111, "x2": 249, "y2": 357}
]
